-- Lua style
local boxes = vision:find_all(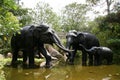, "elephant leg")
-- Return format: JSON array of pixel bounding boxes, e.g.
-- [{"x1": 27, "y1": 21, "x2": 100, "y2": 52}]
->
[
  {"x1": 69, "y1": 50, "x2": 76, "y2": 65},
  {"x1": 66, "y1": 52, "x2": 71, "y2": 62},
  {"x1": 94, "y1": 55, "x2": 100, "y2": 66},
  {"x1": 23, "y1": 47, "x2": 36, "y2": 68},
  {"x1": 82, "y1": 51, "x2": 87, "y2": 66},
  {"x1": 98, "y1": 55, "x2": 102, "y2": 65},
  {"x1": 39, "y1": 47, "x2": 51, "y2": 68},
  {"x1": 22, "y1": 50, "x2": 28, "y2": 66},
  {"x1": 28, "y1": 49, "x2": 35, "y2": 68},
  {"x1": 109, "y1": 56, "x2": 113, "y2": 65},
  {"x1": 107, "y1": 57, "x2": 112, "y2": 65},
  {"x1": 34, "y1": 50, "x2": 42, "y2": 58},
  {"x1": 88, "y1": 54, "x2": 93, "y2": 66},
  {"x1": 11, "y1": 49, "x2": 18, "y2": 67}
]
